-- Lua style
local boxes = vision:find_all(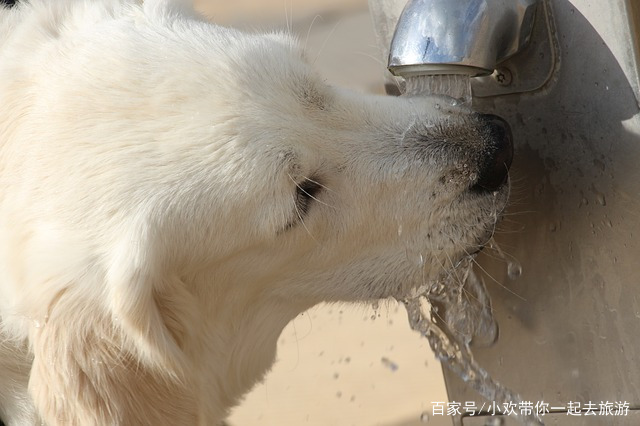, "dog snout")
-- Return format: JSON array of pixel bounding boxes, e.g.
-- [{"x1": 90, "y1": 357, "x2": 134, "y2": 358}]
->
[{"x1": 471, "y1": 114, "x2": 513, "y2": 193}]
